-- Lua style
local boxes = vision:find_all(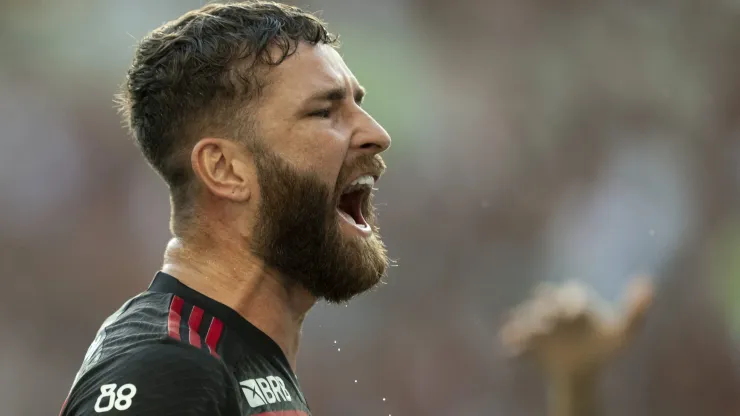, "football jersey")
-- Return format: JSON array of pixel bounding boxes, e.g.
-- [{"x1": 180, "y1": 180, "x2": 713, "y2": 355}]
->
[{"x1": 59, "y1": 272, "x2": 311, "y2": 416}]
